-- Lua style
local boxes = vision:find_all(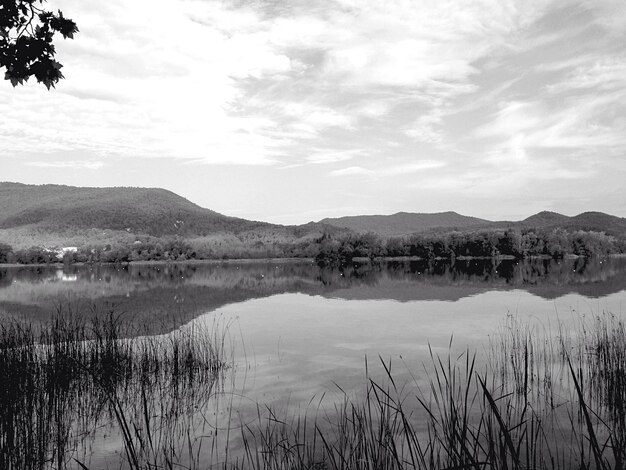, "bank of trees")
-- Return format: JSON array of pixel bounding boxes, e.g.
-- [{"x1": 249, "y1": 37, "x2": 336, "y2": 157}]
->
[
  {"x1": 315, "y1": 229, "x2": 624, "y2": 264},
  {"x1": 0, "y1": 228, "x2": 624, "y2": 265},
  {"x1": 0, "y1": 244, "x2": 56, "y2": 264}
]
